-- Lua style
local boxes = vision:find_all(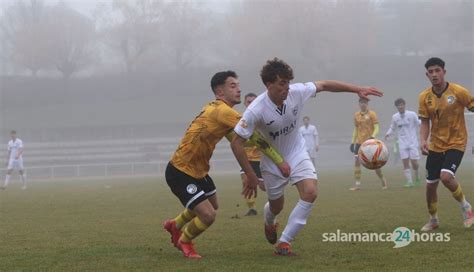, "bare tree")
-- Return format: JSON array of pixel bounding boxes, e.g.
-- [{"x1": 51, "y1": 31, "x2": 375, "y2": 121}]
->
[
  {"x1": 161, "y1": 1, "x2": 208, "y2": 70},
  {"x1": 96, "y1": 0, "x2": 163, "y2": 74},
  {"x1": 47, "y1": 3, "x2": 96, "y2": 79},
  {"x1": 0, "y1": 0, "x2": 51, "y2": 76}
]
